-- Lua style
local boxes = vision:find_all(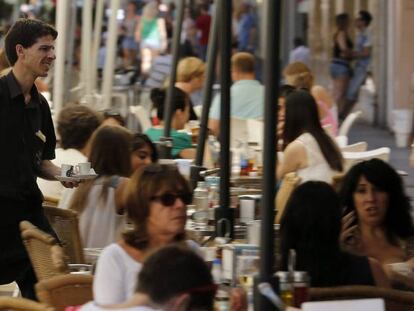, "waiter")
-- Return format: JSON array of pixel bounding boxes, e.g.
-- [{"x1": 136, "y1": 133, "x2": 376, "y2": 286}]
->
[{"x1": 0, "y1": 18, "x2": 77, "y2": 299}]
